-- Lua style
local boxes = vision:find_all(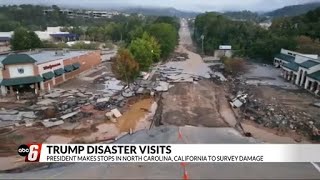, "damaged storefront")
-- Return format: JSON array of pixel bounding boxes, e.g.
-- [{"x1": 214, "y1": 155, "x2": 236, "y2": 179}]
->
[
  {"x1": 274, "y1": 49, "x2": 320, "y2": 96},
  {"x1": 0, "y1": 49, "x2": 101, "y2": 96}
]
